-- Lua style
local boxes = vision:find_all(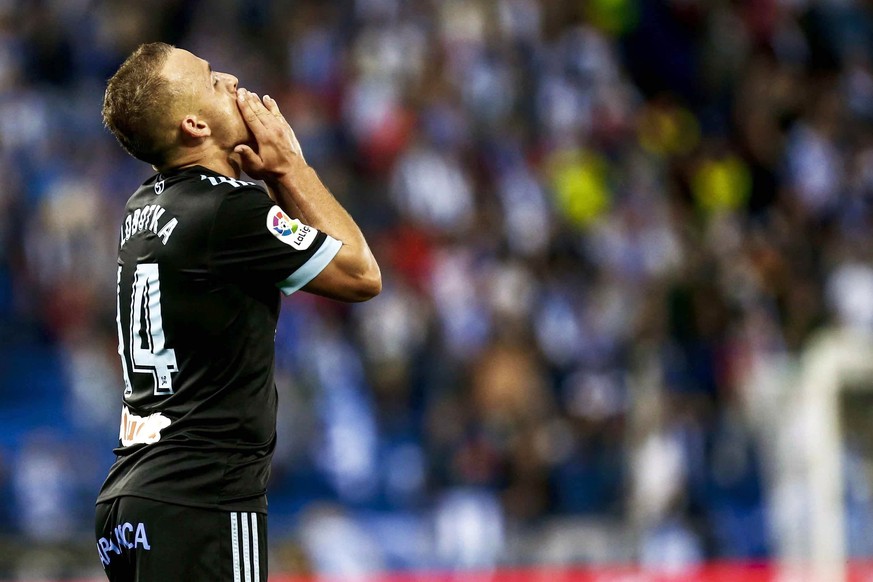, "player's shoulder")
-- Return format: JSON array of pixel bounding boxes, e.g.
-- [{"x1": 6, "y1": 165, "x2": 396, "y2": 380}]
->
[
  {"x1": 160, "y1": 167, "x2": 273, "y2": 222},
  {"x1": 126, "y1": 167, "x2": 267, "y2": 208},
  {"x1": 169, "y1": 166, "x2": 267, "y2": 198}
]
